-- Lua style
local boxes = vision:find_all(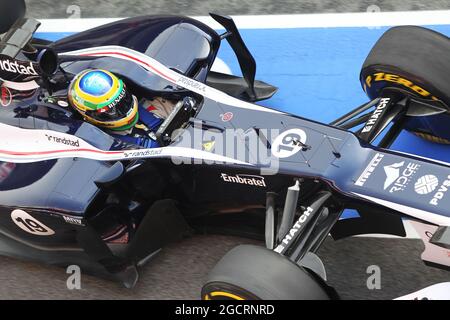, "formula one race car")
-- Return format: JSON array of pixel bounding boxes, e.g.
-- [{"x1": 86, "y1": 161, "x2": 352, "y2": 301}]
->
[{"x1": 0, "y1": 0, "x2": 448, "y2": 297}]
